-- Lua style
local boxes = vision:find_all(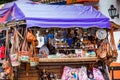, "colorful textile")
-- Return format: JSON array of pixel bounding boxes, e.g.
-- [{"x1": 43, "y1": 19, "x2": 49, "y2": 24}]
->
[
  {"x1": 62, "y1": 66, "x2": 78, "y2": 80},
  {"x1": 93, "y1": 68, "x2": 105, "y2": 80}
]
